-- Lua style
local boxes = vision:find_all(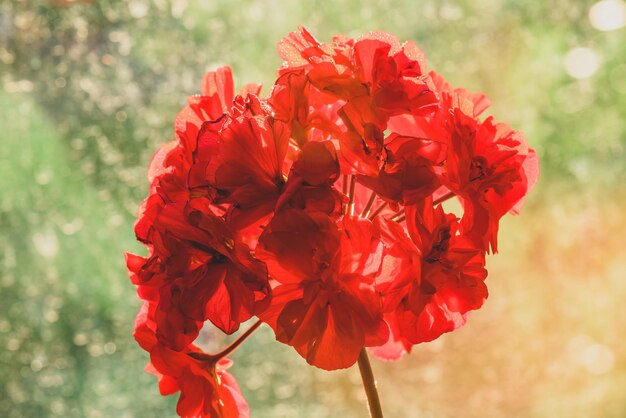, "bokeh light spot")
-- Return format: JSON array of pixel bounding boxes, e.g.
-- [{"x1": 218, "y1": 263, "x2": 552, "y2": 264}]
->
[
  {"x1": 589, "y1": 0, "x2": 626, "y2": 31},
  {"x1": 32, "y1": 230, "x2": 59, "y2": 258},
  {"x1": 581, "y1": 344, "x2": 615, "y2": 375},
  {"x1": 564, "y1": 47, "x2": 600, "y2": 79}
]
